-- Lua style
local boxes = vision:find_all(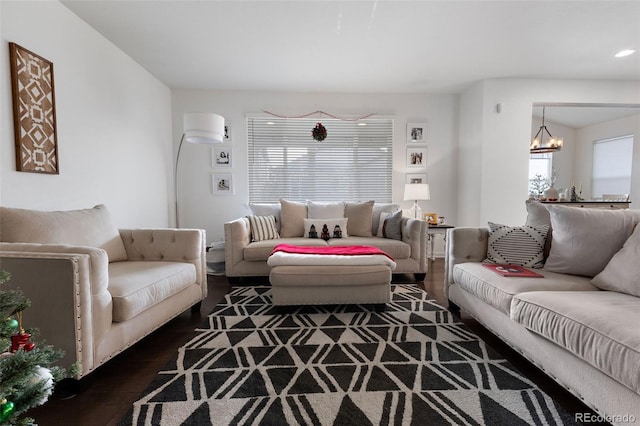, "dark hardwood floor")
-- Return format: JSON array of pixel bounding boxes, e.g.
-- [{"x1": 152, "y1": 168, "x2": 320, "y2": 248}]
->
[{"x1": 27, "y1": 260, "x2": 601, "y2": 425}]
